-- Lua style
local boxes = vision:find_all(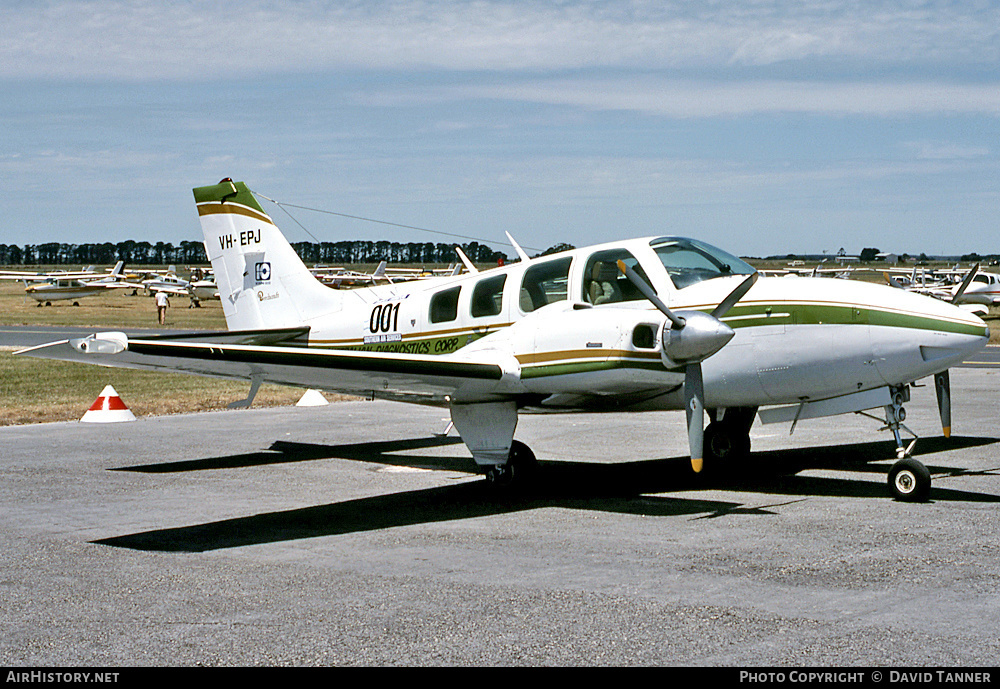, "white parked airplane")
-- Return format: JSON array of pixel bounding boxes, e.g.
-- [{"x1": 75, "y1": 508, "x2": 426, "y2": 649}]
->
[
  {"x1": 142, "y1": 270, "x2": 220, "y2": 306},
  {"x1": 884, "y1": 264, "x2": 997, "y2": 317},
  {"x1": 19, "y1": 180, "x2": 990, "y2": 501},
  {"x1": 22, "y1": 261, "x2": 135, "y2": 306}
]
